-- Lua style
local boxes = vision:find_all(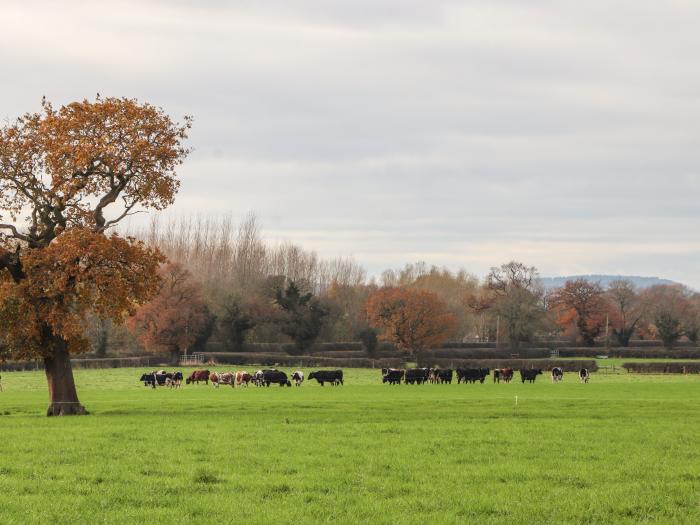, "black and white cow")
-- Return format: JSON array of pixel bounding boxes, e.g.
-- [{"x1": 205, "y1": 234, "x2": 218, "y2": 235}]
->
[
  {"x1": 308, "y1": 370, "x2": 343, "y2": 386},
  {"x1": 140, "y1": 372, "x2": 157, "y2": 388},
  {"x1": 170, "y1": 371, "x2": 183, "y2": 388},
  {"x1": 291, "y1": 371, "x2": 304, "y2": 387},
  {"x1": 551, "y1": 367, "x2": 564, "y2": 383},
  {"x1": 520, "y1": 369, "x2": 543, "y2": 383},
  {"x1": 579, "y1": 368, "x2": 590, "y2": 383}
]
